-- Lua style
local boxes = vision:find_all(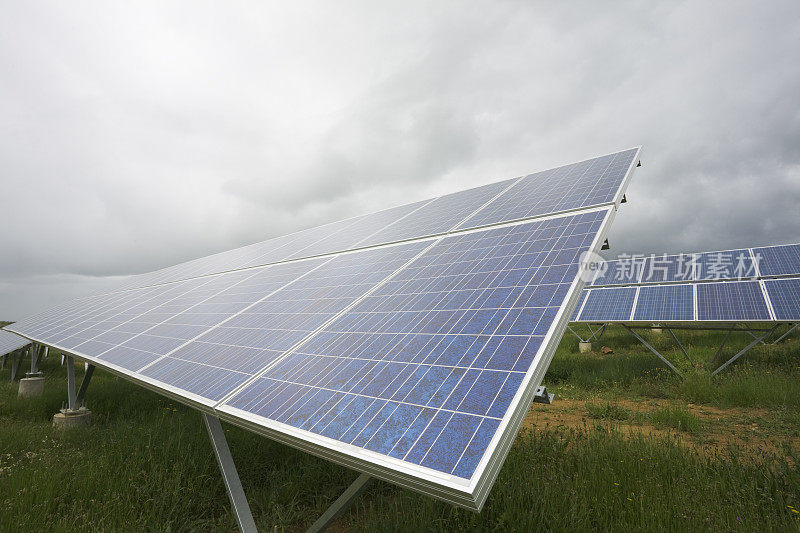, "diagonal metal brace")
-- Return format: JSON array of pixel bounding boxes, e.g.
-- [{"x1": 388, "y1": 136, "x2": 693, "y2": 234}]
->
[
  {"x1": 710, "y1": 327, "x2": 734, "y2": 365},
  {"x1": 204, "y1": 413, "x2": 258, "y2": 533},
  {"x1": 711, "y1": 324, "x2": 779, "y2": 377},
  {"x1": 76, "y1": 364, "x2": 95, "y2": 406},
  {"x1": 771, "y1": 323, "x2": 798, "y2": 345},
  {"x1": 623, "y1": 324, "x2": 682, "y2": 377},
  {"x1": 307, "y1": 473, "x2": 373, "y2": 533},
  {"x1": 666, "y1": 328, "x2": 692, "y2": 364}
]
